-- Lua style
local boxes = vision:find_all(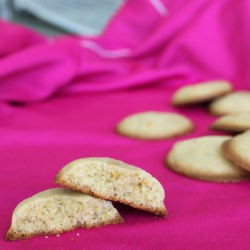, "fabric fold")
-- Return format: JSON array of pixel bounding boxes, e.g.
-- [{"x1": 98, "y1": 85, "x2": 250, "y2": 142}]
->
[{"x1": 0, "y1": 0, "x2": 249, "y2": 103}]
